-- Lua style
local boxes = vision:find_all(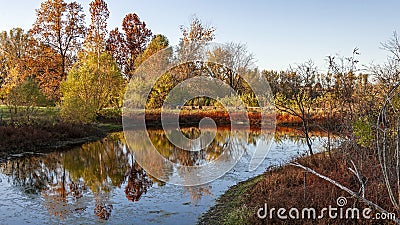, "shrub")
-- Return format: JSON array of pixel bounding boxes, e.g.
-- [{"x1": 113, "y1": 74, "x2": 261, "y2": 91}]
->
[
  {"x1": 352, "y1": 116, "x2": 374, "y2": 147},
  {"x1": 61, "y1": 53, "x2": 125, "y2": 123},
  {"x1": 5, "y1": 77, "x2": 49, "y2": 124}
]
